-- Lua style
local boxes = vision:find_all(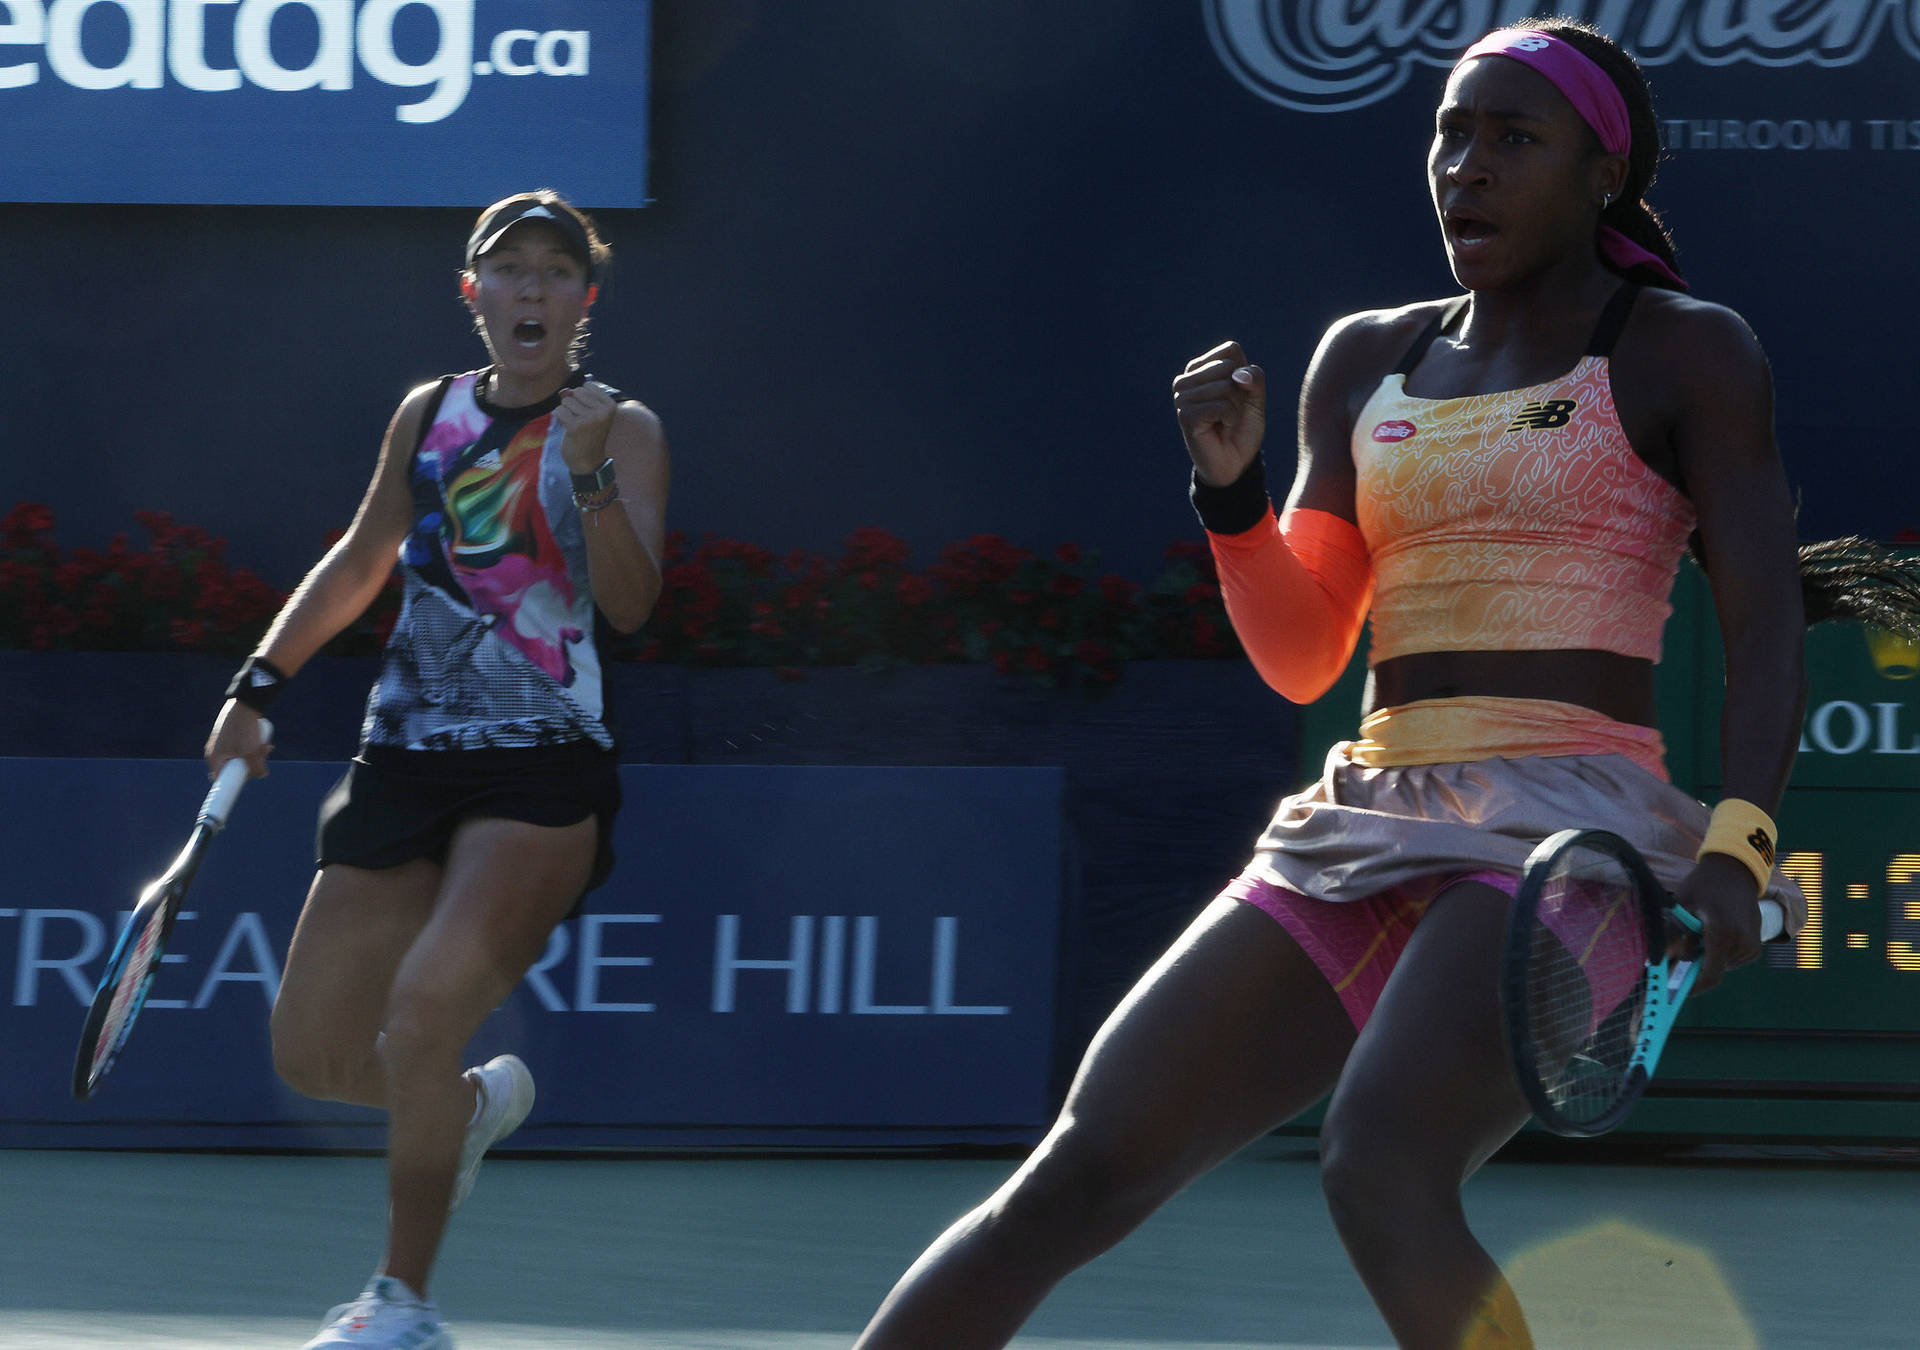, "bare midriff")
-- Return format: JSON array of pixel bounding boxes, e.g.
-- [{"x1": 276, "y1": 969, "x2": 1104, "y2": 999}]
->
[{"x1": 1367, "y1": 649, "x2": 1657, "y2": 727}]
